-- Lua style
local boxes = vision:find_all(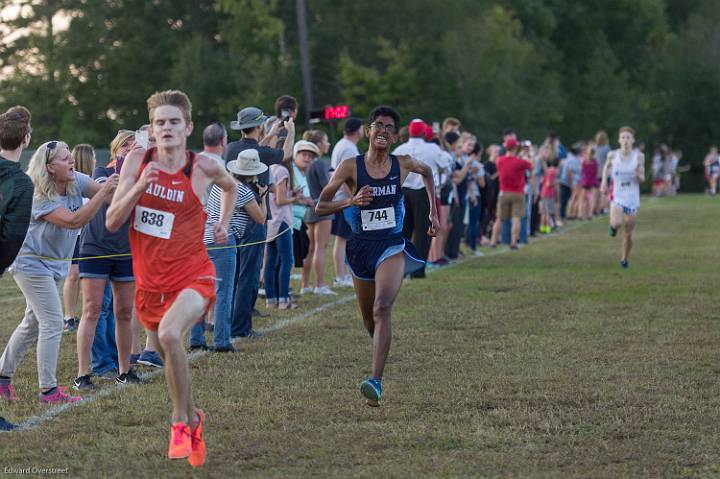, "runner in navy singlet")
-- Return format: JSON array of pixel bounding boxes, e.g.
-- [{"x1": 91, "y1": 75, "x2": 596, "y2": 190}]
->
[{"x1": 316, "y1": 106, "x2": 439, "y2": 406}]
